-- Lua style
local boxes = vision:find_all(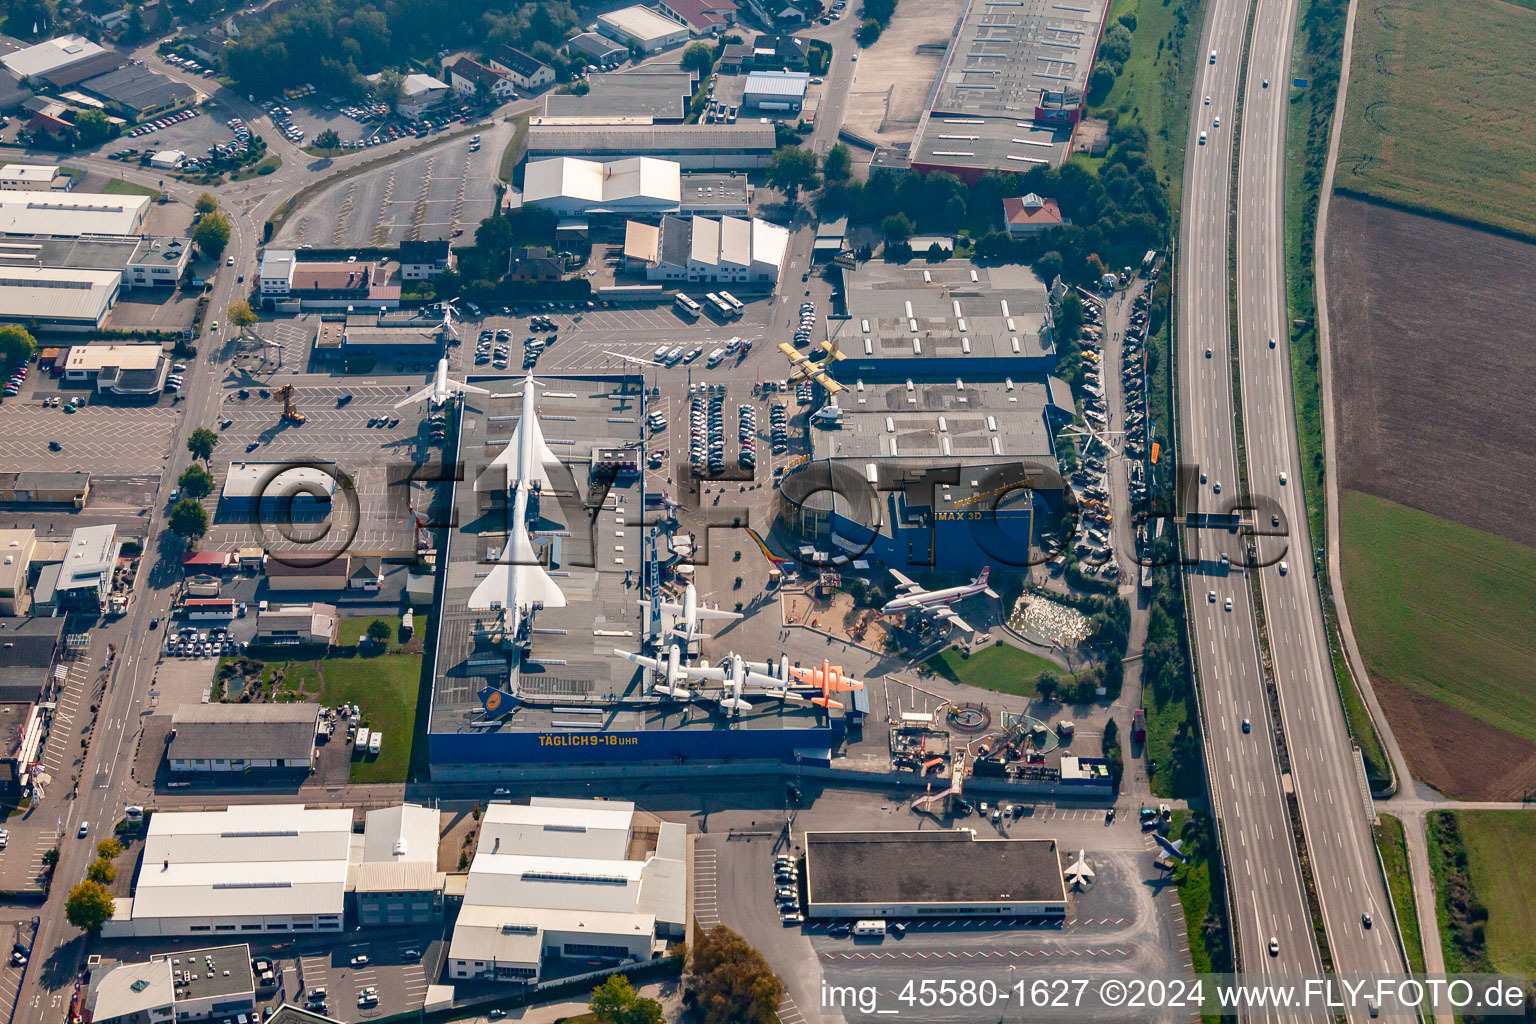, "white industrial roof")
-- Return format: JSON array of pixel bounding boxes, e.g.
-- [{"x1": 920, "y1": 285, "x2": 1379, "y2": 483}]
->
[
  {"x1": 57, "y1": 524, "x2": 118, "y2": 591},
  {"x1": 401, "y1": 73, "x2": 449, "y2": 97},
  {"x1": 464, "y1": 854, "x2": 645, "y2": 913},
  {"x1": 130, "y1": 805, "x2": 353, "y2": 923},
  {"x1": 479, "y1": 800, "x2": 636, "y2": 861},
  {"x1": 449, "y1": 904, "x2": 656, "y2": 965},
  {"x1": 0, "y1": 266, "x2": 119, "y2": 322},
  {"x1": 598, "y1": 5, "x2": 685, "y2": 43},
  {"x1": 0, "y1": 190, "x2": 147, "y2": 237},
  {"x1": 686, "y1": 215, "x2": 788, "y2": 273},
  {"x1": 2, "y1": 34, "x2": 105, "y2": 78},
  {"x1": 523, "y1": 156, "x2": 681, "y2": 209},
  {"x1": 63, "y1": 343, "x2": 161, "y2": 373},
  {"x1": 0, "y1": 163, "x2": 61, "y2": 184},
  {"x1": 88, "y1": 960, "x2": 173, "y2": 1020},
  {"x1": 221, "y1": 462, "x2": 337, "y2": 500},
  {"x1": 363, "y1": 803, "x2": 440, "y2": 864},
  {"x1": 744, "y1": 70, "x2": 810, "y2": 99}
]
